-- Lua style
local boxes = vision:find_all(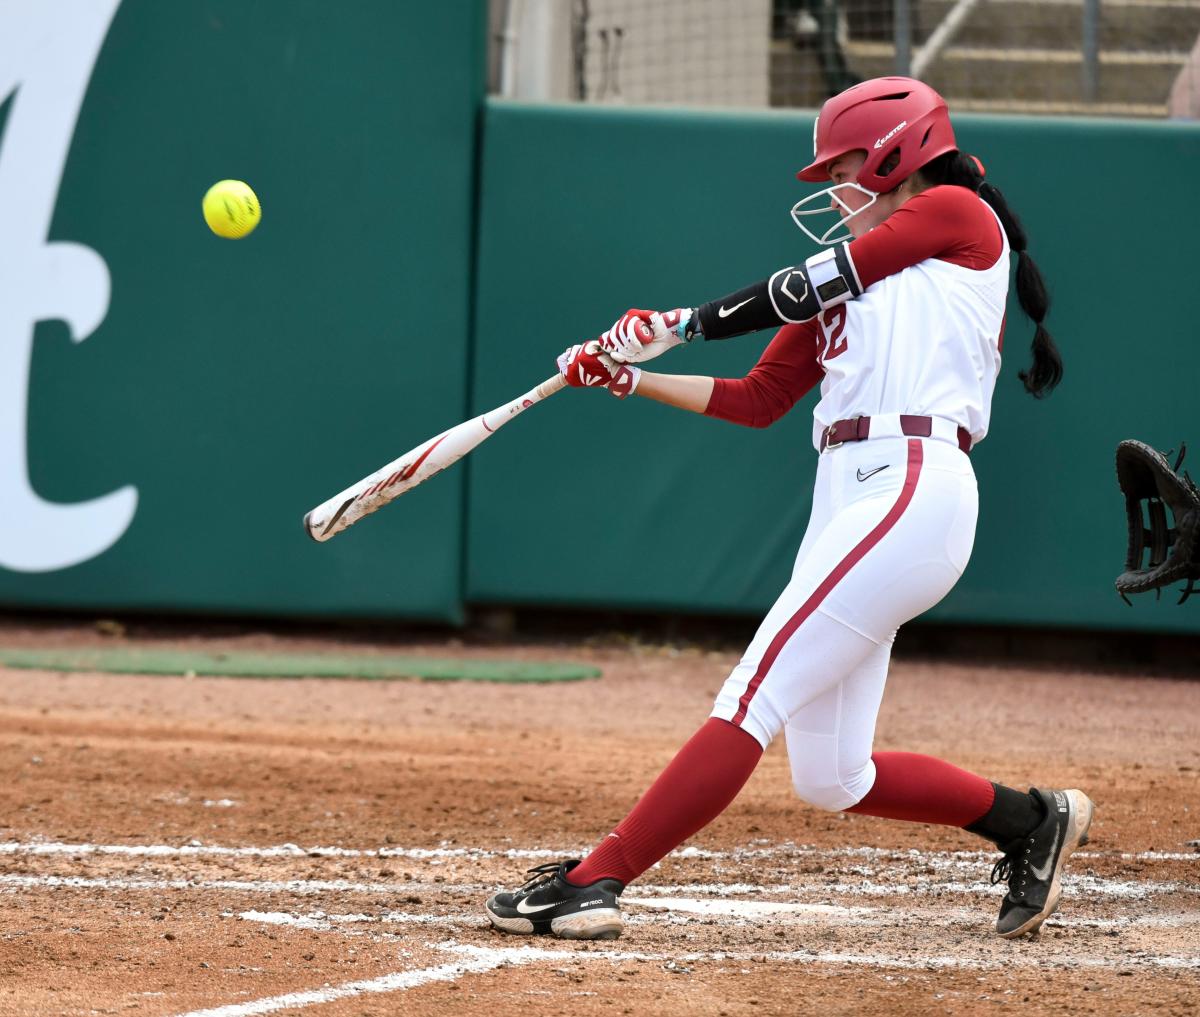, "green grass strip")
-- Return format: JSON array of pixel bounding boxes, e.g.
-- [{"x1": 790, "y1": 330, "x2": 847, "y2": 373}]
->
[{"x1": 0, "y1": 647, "x2": 599, "y2": 684}]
